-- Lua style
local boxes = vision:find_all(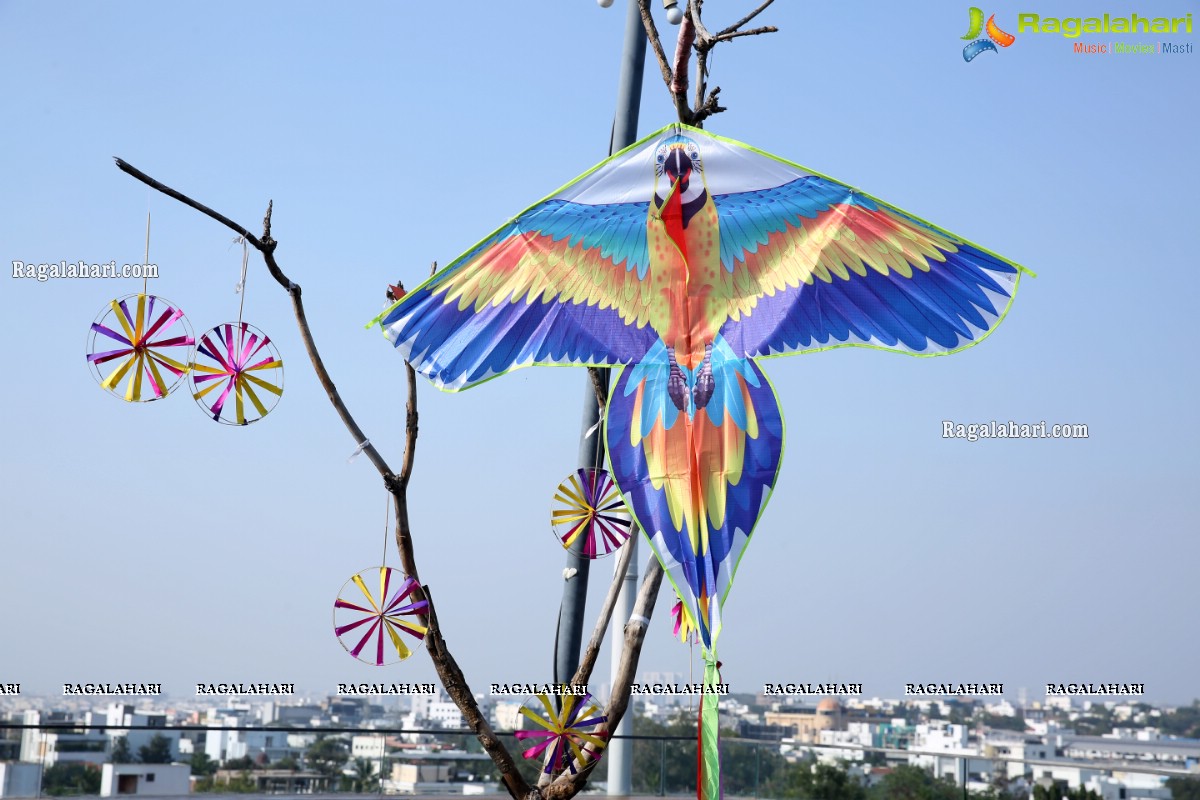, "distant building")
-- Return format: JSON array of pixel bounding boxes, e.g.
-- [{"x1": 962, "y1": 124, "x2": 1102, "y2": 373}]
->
[
  {"x1": 410, "y1": 693, "x2": 465, "y2": 729},
  {"x1": 19, "y1": 711, "x2": 109, "y2": 767},
  {"x1": 764, "y1": 698, "x2": 846, "y2": 743},
  {"x1": 99, "y1": 764, "x2": 189, "y2": 797},
  {"x1": 204, "y1": 728, "x2": 297, "y2": 764},
  {"x1": 212, "y1": 768, "x2": 332, "y2": 794},
  {"x1": 102, "y1": 704, "x2": 181, "y2": 763}
]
